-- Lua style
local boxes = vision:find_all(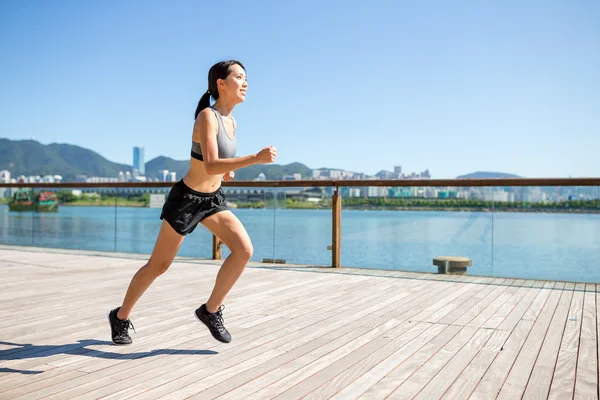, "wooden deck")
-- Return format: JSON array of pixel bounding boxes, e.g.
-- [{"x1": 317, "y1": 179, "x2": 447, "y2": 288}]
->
[{"x1": 0, "y1": 246, "x2": 598, "y2": 400}]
